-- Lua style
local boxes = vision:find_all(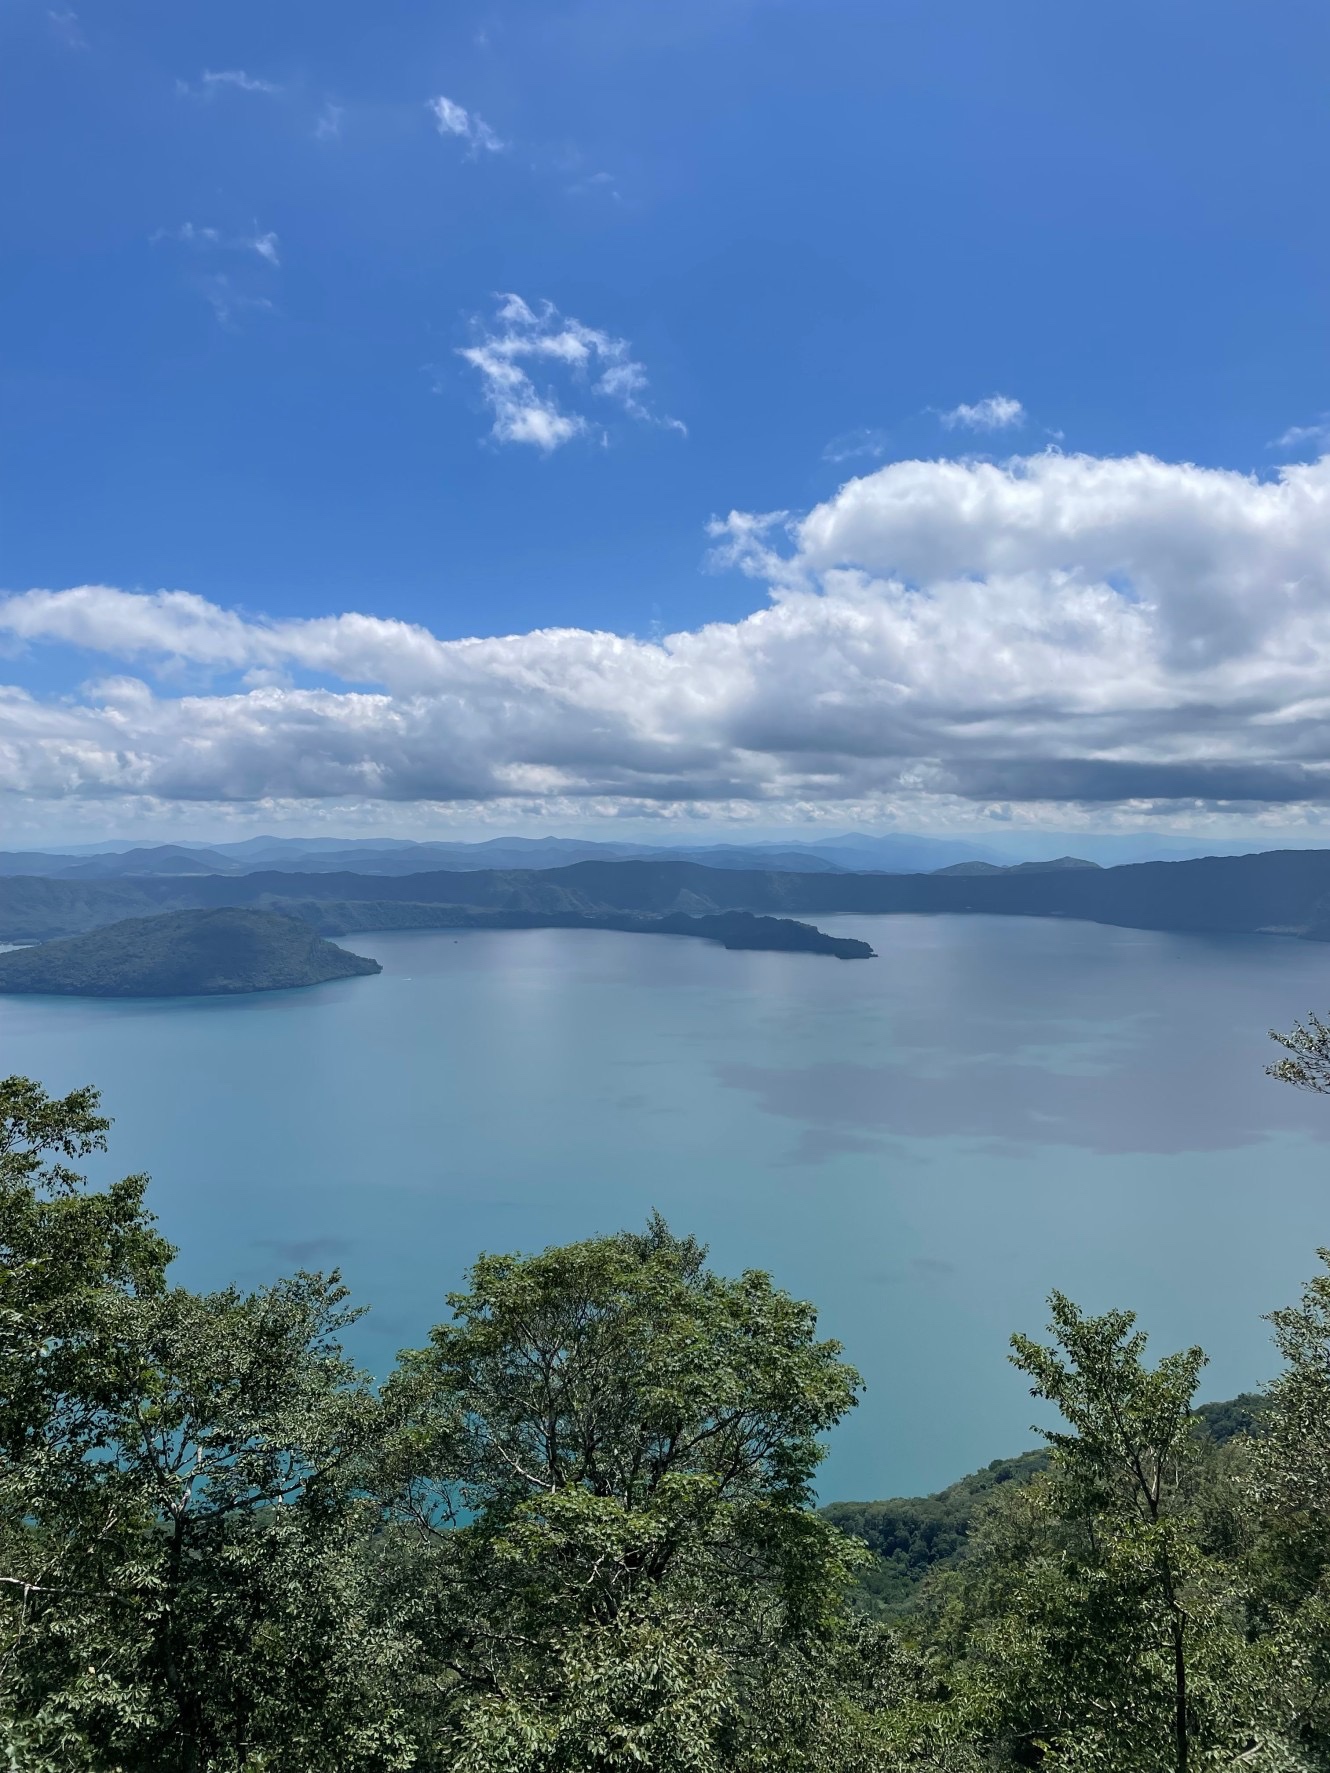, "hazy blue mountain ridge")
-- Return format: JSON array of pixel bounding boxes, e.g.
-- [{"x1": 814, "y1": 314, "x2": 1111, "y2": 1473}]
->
[{"x1": 0, "y1": 833, "x2": 989, "y2": 878}]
